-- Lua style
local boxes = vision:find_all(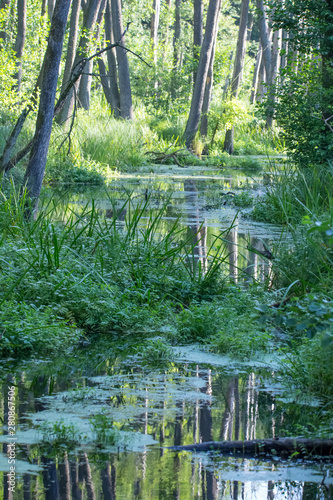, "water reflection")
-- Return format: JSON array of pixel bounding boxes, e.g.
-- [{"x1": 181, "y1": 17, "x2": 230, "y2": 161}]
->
[
  {"x1": 0, "y1": 351, "x2": 332, "y2": 498},
  {"x1": 46, "y1": 173, "x2": 279, "y2": 283}
]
